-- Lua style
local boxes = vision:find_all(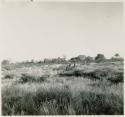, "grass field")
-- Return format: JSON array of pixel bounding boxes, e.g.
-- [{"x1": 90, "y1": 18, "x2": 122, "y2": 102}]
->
[{"x1": 1, "y1": 61, "x2": 124, "y2": 115}]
